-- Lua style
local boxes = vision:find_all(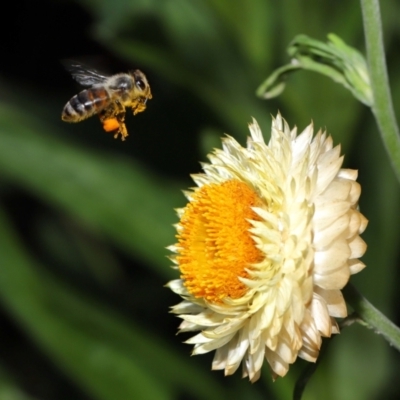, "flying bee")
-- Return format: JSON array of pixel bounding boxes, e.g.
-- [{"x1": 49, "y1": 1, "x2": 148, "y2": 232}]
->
[{"x1": 61, "y1": 62, "x2": 152, "y2": 141}]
